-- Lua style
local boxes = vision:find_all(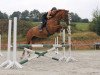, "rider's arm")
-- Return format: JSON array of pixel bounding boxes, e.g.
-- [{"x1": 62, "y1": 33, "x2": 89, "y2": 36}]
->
[{"x1": 47, "y1": 11, "x2": 52, "y2": 19}]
